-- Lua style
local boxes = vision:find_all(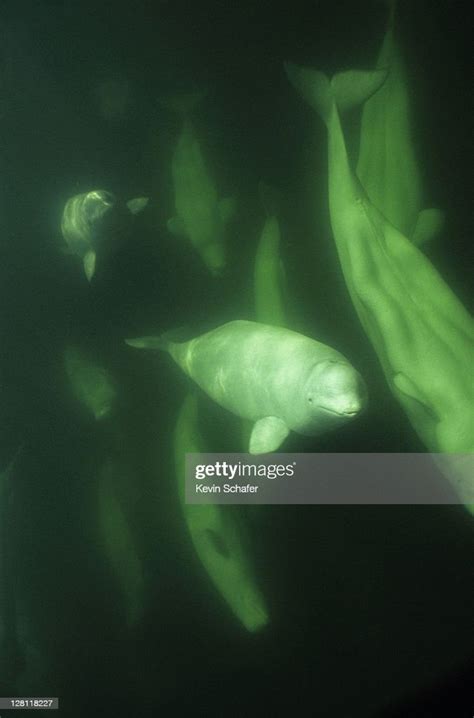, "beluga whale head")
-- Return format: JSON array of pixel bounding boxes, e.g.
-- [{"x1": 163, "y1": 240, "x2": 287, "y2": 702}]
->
[{"x1": 305, "y1": 359, "x2": 368, "y2": 422}]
